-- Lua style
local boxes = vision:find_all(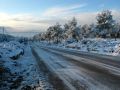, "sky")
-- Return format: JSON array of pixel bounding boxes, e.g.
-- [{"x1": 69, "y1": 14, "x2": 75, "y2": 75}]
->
[{"x1": 0, "y1": 0, "x2": 120, "y2": 36}]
